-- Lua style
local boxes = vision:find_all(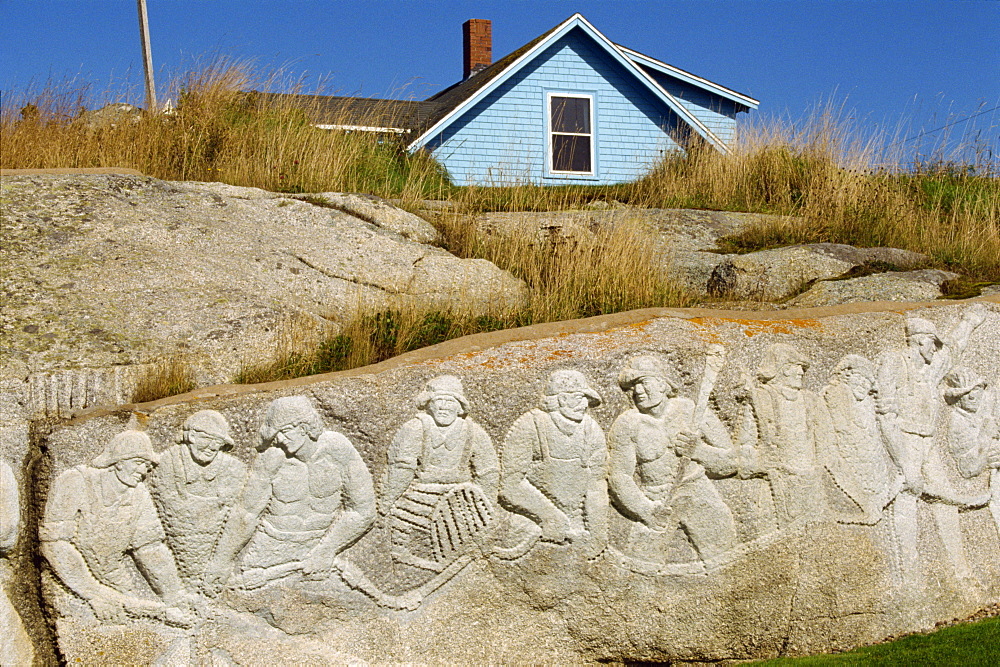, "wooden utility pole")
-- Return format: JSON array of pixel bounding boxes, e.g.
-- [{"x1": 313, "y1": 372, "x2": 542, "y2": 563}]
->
[{"x1": 137, "y1": 0, "x2": 157, "y2": 111}]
